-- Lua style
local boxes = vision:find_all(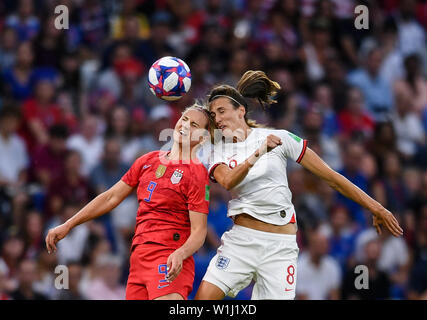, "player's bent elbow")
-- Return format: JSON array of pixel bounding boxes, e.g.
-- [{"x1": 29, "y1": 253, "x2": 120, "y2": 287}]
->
[
  {"x1": 222, "y1": 175, "x2": 239, "y2": 191},
  {"x1": 223, "y1": 181, "x2": 233, "y2": 191},
  {"x1": 217, "y1": 176, "x2": 232, "y2": 190}
]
